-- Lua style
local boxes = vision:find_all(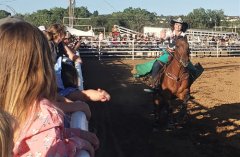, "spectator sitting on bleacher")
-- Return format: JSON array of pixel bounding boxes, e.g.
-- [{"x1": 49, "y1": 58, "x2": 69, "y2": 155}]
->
[
  {"x1": 45, "y1": 23, "x2": 110, "y2": 108},
  {"x1": 62, "y1": 31, "x2": 84, "y2": 91}
]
